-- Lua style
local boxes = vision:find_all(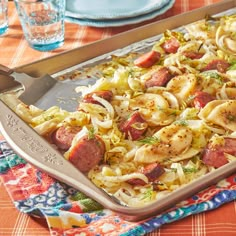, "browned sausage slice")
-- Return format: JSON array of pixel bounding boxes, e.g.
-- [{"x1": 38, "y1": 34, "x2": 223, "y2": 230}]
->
[
  {"x1": 134, "y1": 51, "x2": 161, "y2": 68},
  {"x1": 202, "y1": 59, "x2": 230, "y2": 73},
  {"x1": 162, "y1": 38, "x2": 180, "y2": 54},
  {"x1": 145, "y1": 67, "x2": 172, "y2": 88},
  {"x1": 201, "y1": 138, "x2": 235, "y2": 168},
  {"x1": 193, "y1": 91, "x2": 215, "y2": 109},
  {"x1": 51, "y1": 126, "x2": 81, "y2": 150},
  {"x1": 68, "y1": 135, "x2": 105, "y2": 172},
  {"x1": 142, "y1": 163, "x2": 165, "y2": 182},
  {"x1": 127, "y1": 163, "x2": 165, "y2": 186},
  {"x1": 182, "y1": 51, "x2": 204, "y2": 59},
  {"x1": 82, "y1": 90, "x2": 113, "y2": 105},
  {"x1": 119, "y1": 112, "x2": 148, "y2": 140}
]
